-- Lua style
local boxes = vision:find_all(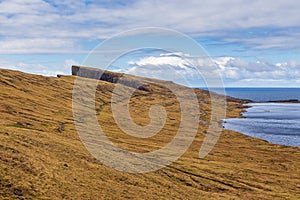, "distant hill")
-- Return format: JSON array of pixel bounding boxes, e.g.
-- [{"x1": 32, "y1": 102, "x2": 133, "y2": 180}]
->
[{"x1": 0, "y1": 68, "x2": 299, "y2": 199}]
